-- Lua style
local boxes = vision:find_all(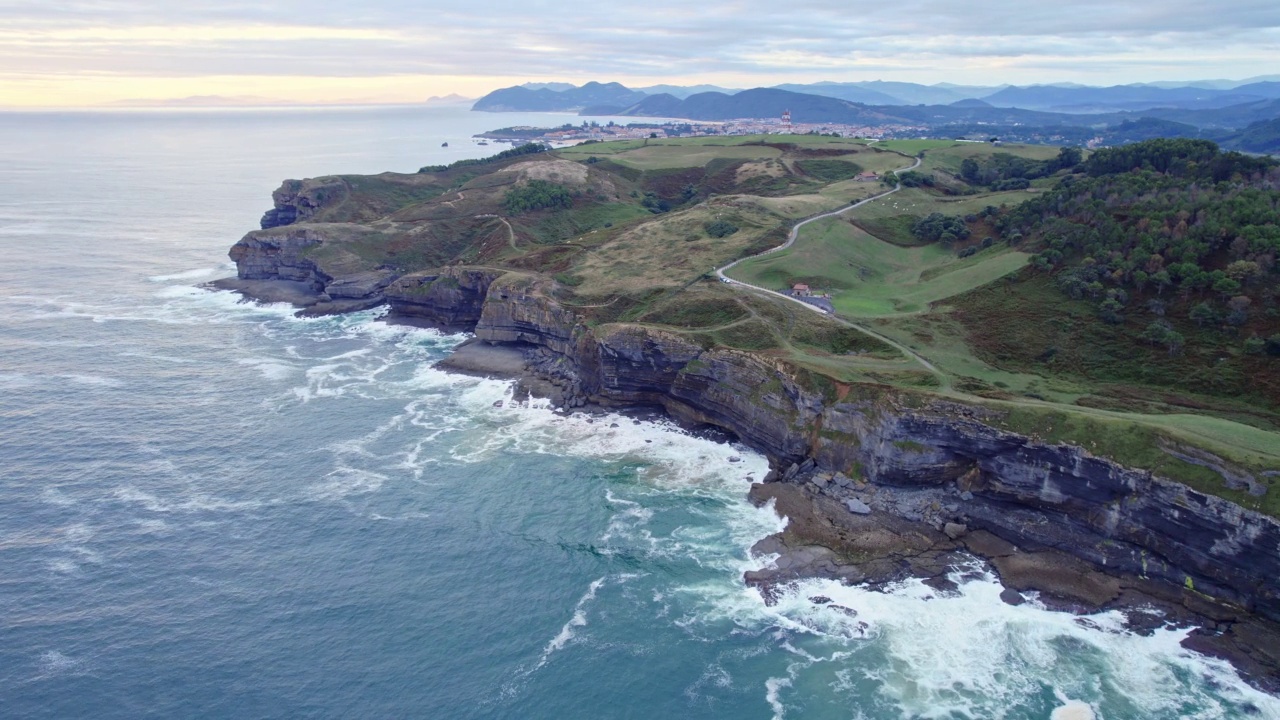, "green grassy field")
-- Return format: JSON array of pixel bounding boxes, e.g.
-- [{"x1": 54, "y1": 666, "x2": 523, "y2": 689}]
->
[
  {"x1": 589, "y1": 144, "x2": 784, "y2": 170},
  {"x1": 918, "y1": 142, "x2": 1063, "y2": 175},
  {"x1": 555, "y1": 134, "x2": 874, "y2": 161},
  {"x1": 849, "y1": 187, "x2": 1041, "y2": 245},
  {"x1": 725, "y1": 216, "x2": 1029, "y2": 315},
  {"x1": 873, "y1": 139, "x2": 963, "y2": 154}
]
